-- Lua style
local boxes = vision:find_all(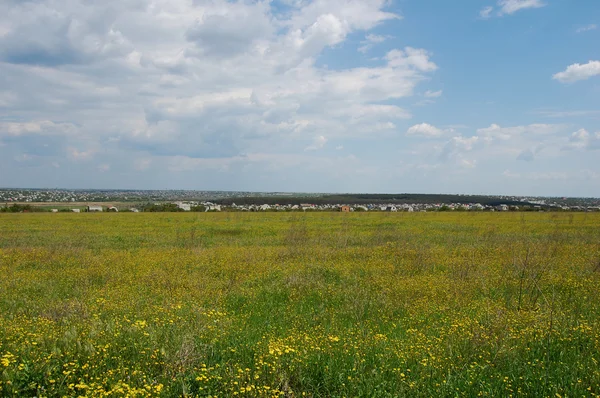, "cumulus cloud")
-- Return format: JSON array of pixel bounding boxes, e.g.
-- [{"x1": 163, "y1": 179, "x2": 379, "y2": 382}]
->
[
  {"x1": 473, "y1": 123, "x2": 566, "y2": 162},
  {"x1": 553, "y1": 61, "x2": 600, "y2": 83},
  {"x1": 13, "y1": 1, "x2": 593, "y2": 194},
  {"x1": 440, "y1": 135, "x2": 479, "y2": 167},
  {"x1": 474, "y1": 122, "x2": 591, "y2": 168},
  {"x1": 410, "y1": 122, "x2": 568, "y2": 168},
  {"x1": 516, "y1": 149, "x2": 534, "y2": 162},
  {"x1": 185, "y1": 3, "x2": 274, "y2": 58},
  {"x1": 564, "y1": 129, "x2": 600, "y2": 151},
  {"x1": 385, "y1": 47, "x2": 438, "y2": 72},
  {"x1": 407, "y1": 123, "x2": 447, "y2": 138},
  {"x1": 516, "y1": 144, "x2": 545, "y2": 162},
  {"x1": 0, "y1": 0, "x2": 438, "y2": 185},
  {"x1": 0, "y1": 2, "x2": 133, "y2": 66}
]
